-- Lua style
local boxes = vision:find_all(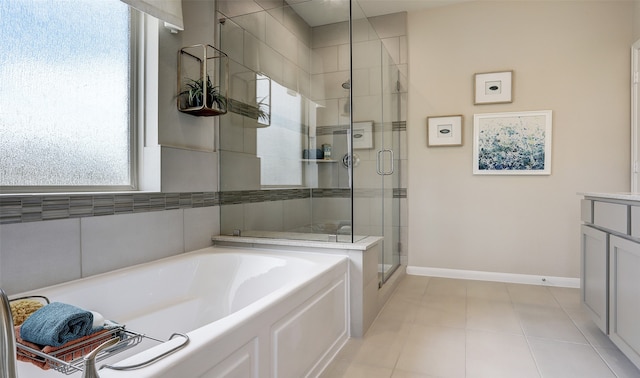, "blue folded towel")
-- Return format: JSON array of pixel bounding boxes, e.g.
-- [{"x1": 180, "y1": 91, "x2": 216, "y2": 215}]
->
[{"x1": 20, "y1": 302, "x2": 94, "y2": 347}]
